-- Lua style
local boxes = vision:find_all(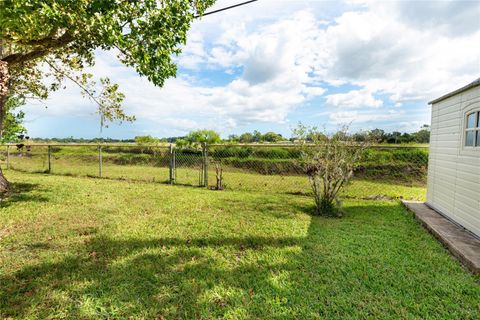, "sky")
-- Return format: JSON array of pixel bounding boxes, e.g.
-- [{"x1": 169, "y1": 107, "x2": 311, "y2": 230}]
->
[{"x1": 22, "y1": 0, "x2": 480, "y2": 139}]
